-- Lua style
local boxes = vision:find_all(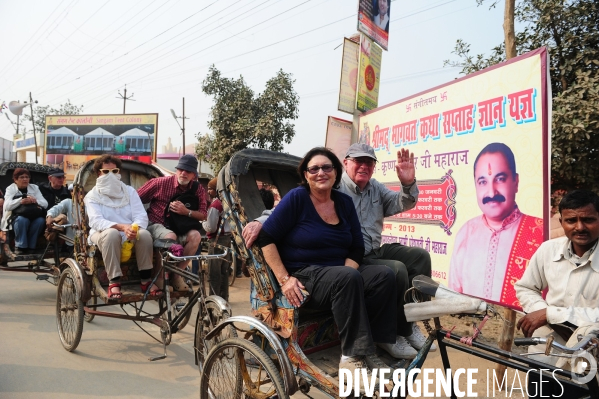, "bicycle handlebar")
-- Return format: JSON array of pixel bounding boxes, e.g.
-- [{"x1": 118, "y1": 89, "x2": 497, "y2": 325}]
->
[
  {"x1": 165, "y1": 247, "x2": 229, "y2": 262},
  {"x1": 514, "y1": 334, "x2": 597, "y2": 353}
]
